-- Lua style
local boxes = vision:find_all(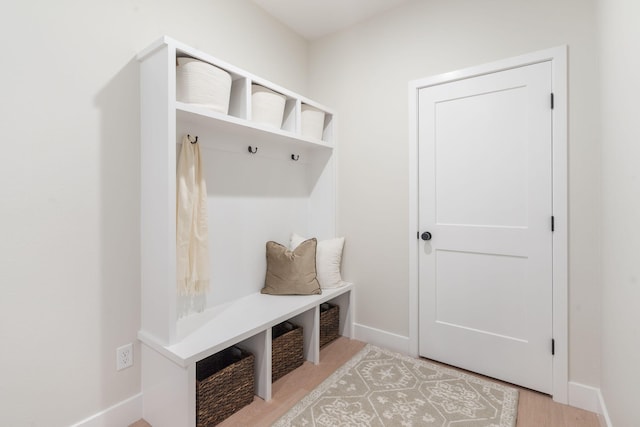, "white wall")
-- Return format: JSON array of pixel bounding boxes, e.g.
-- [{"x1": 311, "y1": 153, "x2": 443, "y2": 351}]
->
[
  {"x1": 598, "y1": 0, "x2": 640, "y2": 424},
  {"x1": 308, "y1": 0, "x2": 602, "y2": 387},
  {"x1": 0, "y1": 1, "x2": 307, "y2": 426},
  {"x1": 0, "y1": 0, "x2": 620, "y2": 423}
]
